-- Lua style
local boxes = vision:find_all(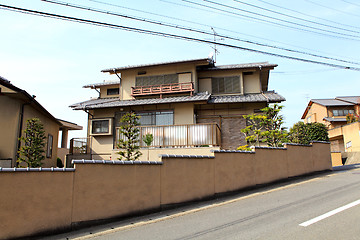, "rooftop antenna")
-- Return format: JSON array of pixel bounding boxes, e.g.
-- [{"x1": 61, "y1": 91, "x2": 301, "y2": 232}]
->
[{"x1": 210, "y1": 27, "x2": 224, "y2": 63}]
